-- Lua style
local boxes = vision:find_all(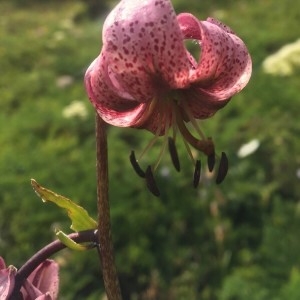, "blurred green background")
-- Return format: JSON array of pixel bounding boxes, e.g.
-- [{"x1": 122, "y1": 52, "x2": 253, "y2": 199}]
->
[{"x1": 1, "y1": 0, "x2": 300, "y2": 299}]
